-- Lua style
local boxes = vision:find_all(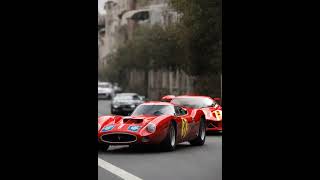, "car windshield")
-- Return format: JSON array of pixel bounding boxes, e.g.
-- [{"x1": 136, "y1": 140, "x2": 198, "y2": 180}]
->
[
  {"x1": 171, "y1": 97, "x2": 214, "y2": 108},
  {"x1": 99, "y1": 84, "x2": 111, "y2": 88},
  {"x1": 114, "y1": 95, "x2": 134, "y2": 100},
  {"x1": 131, "y1": 105, "x2": 174, "y2": 116}
]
